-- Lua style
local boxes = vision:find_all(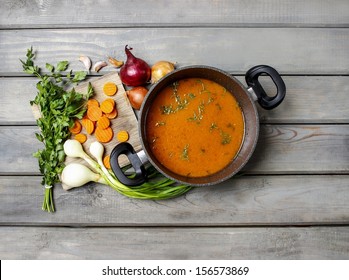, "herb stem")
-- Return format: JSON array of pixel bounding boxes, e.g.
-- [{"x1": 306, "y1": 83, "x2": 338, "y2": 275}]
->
[{"x1": 21, "y1": 46, "x2": 90, "y2": 213}]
